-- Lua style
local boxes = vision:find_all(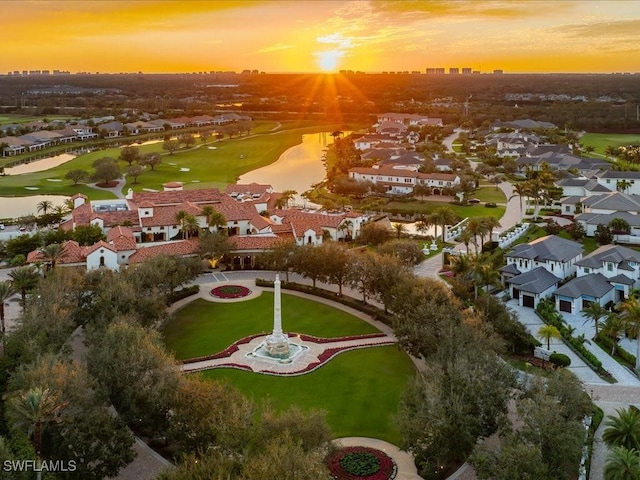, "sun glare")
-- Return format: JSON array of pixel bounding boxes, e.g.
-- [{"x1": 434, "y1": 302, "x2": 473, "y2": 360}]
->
[{"x1": 317, "y1": 51, "x2": 342, "y2": 72}]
